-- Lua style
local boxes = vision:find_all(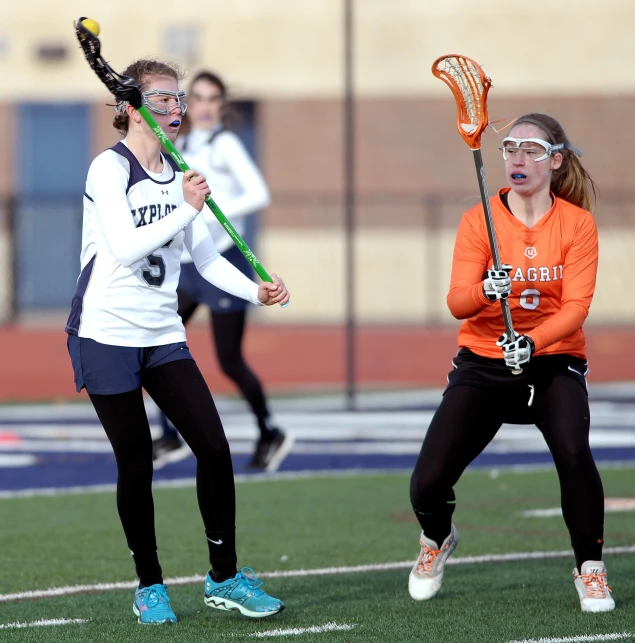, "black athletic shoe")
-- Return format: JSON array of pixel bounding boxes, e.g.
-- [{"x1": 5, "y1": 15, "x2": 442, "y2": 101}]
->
[
  {"x1": 247, "y1": 429, "x2": 294, "y2": 472},
  {"x1": 152, "y1": 434, "x2": 191, "y2": 468}
]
